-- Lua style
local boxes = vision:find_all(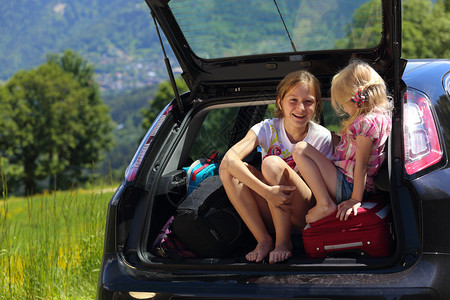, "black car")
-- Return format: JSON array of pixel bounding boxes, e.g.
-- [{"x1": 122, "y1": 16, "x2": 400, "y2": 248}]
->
[{"x1": 98, "y1": 0, "x2": 450, "y2": 299}]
